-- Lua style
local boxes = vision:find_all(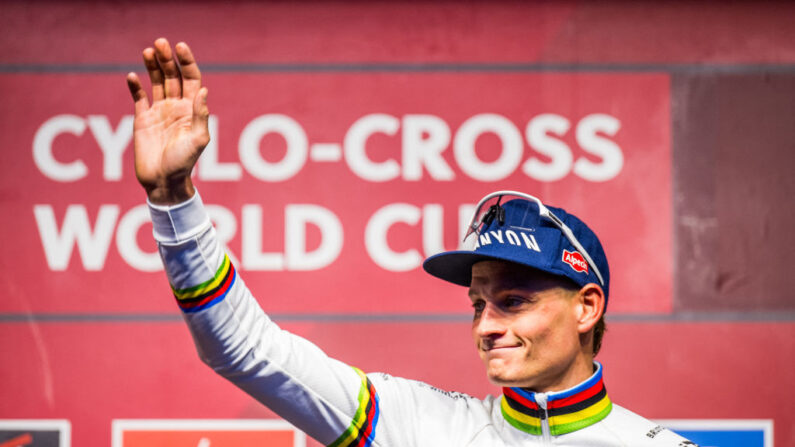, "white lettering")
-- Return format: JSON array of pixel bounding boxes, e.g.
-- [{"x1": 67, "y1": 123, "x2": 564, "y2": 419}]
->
[
  {"x1": 86, "y1": 115, "x2": 133, "y2": 181},
  {"x1": 505, "y1": 230, "x2": 521, "y2": 245},
  {"x1": 239, "y1": 114, "x2": 307, "y2": 182},
  {"x1": 285, "y1": 204, "x2": 343, "y2": 270},
  {"x1": 402, "y1": 115, "x2": 454, "y2": 181},
  {"x1": 574, "y1": 114, "x2": 623, "y2": 182},
  {"x1": 241, "y1": 204, "x2": 284, "y2": 270},
  {"x1": 479, "y1": 233, "x2": 492, "y2": 246},
  {"x1": 454, "y1": 113, "x2": 523, "y2": 182},
  {"x1": 33, "y1": 115, "x2": 88, "y2": 182},
  {"x1": 521, "y1": 232, "x2": 541, "y2": 252},
  {"x1": 421, "y1": 204, "x2": 445, "y2": 256},
  {"x1": 422, "y1": 204, "x2": 478, "y2": 254},
  {"x1": 365, "y1": 203, "x2": 421, "y2": 271},
  {"x1": 34, "y1": 204, "x2": 119, "y2": 270},
  {"x1": 115, "y1": 204, "x2": 161, "y2": 271},
  {"x1": 564, "y1": 251, "x2": 588, "y2": 270},
  {"x1": 523, "y1": 113, "x2": 573, "y2": 181},
  {"x1": 344, "y1": 113, "x2": 400, "y2": 182},
  {"x1": 32, "y1": 112, "x2": 626, "y2": 185},
  {"x1": 489, "y1": 230, "x2": 504, "y2": 244}
]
